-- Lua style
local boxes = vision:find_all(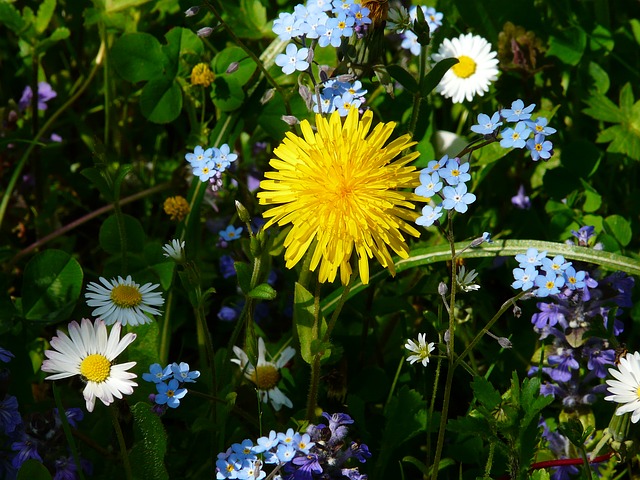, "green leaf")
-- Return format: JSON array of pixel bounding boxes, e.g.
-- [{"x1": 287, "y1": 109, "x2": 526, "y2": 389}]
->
[
  {"x1": 81, "y1": 167, "x2": 113, "y2": 202},
  {"x1": 162, "y1": 27, "x2": 203, "y2": 78},
  {"x1": 35, "y1": 0, "x2": 55, "y2": 34},
  {"x1": 386, "y1": 64, "x2": 418, "y2": 94},
  {"x1": 590, "y1": 24, "x2": 614, "y2": 52},
  {"x1": 583, "y1": 92, "x2": 624, "y2": 123},
  {"x1": 376, "y1": 386, "x2": 427, "y2": 474},
  {"x1": 22, "y1": 250, "x2": 83, "y2": 323},
  {"x1": 112, "y1": 164, "x2": 132, "y2": 201},
  {"x1": 588, "y1": 61, "x2": 610, "y2": 94},
  {"x1": 294, "y1": 282, "x2": 329, "y2": 365},
  {"x1": 596, "y1": 124, "x2": 640, "y2": 160},
  {"x1": 130, "y1": 402, "x2": 169, "y2": 480},
  {"x1": 111, "y1": 33, "x2": 166, "y2": 83},
  {"x1": 223, "y1": 0, "x2": 269, "y2": 39},
  {"x1": 99, "y1": 214, "x2": 146, "y2": 254},
  {"x1": 420, "y1": 58, "x2": 459, "y2": 97},
  {"x1": 212, "y1": 46, "x2": 257, "y2": 87},
  {"x1": 548, "y1": 26, "x2": 587, "y2": 66},
  {"x1": 471, "y1": 376, "x2": 502, "y2": 411},
  {"x1": 0, "y1": 2, "x2": 25, "y2": 33},
  {"x1": 247, "y1": 283, "x2": 277, "y2": 300},
  {"x1": 151, "y1": 262, "x2": 175, "y2": 290},
  {"x1": 234, "y1": 261, "x2": 252, "y2": 294},
  {"x1": 140, "y1": 77, "x2": 182, "y2": 124},
  {"x1": 36, "y1": 27, "x2": 70, "y2": 54},
  {"x1": 17, "y1": 459, "x2": 52, "y2": 480},
  {"x1": 579, "y1": 179, "x2": 602, "y2": 213},
  {"x1": 211, "y1": 75, "x2": 245, "y2": 112},
  {"x1": 604, "y1": 214, "x2": 632, "y2": 247}
]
